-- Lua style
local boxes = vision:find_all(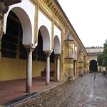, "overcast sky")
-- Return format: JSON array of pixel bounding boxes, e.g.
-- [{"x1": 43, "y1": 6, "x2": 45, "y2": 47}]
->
[{"x1": 58, "y1": 0, "x2": 107, "y2": 47}]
